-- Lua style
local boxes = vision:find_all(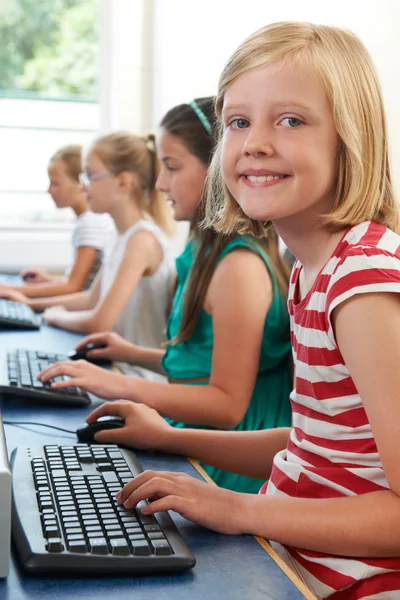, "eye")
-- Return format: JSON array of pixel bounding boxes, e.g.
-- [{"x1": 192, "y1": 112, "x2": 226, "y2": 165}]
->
[
  {"x1": 229, "y1": 118, "x2": 250, "y2": 130},
  {"x1": 280, "y1": 117, "x2": 303, "y2": 128}
]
